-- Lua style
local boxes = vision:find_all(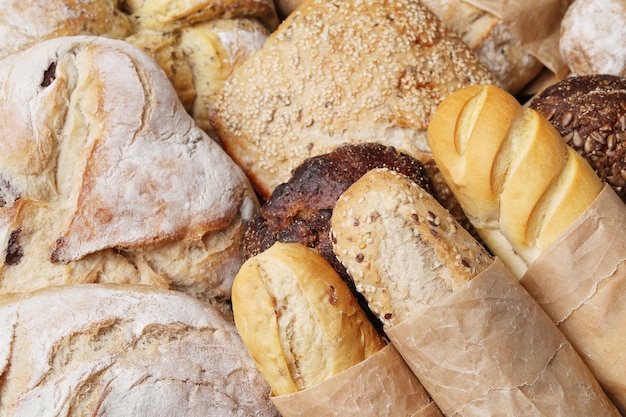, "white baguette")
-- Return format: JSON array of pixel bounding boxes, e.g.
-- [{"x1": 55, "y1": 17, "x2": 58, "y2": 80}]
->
[{"x1": 427, "y1": 84, "x2": 604, "y2": 277}]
